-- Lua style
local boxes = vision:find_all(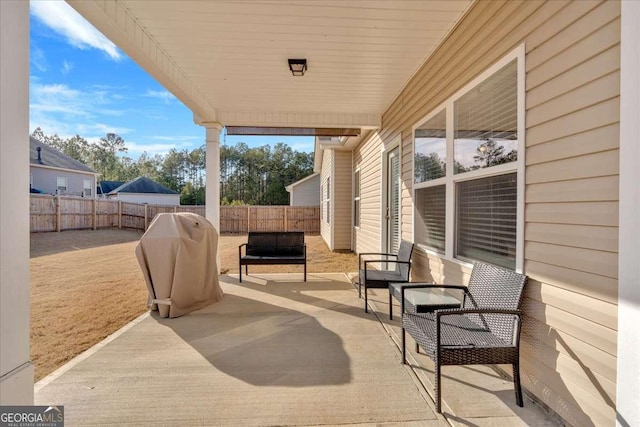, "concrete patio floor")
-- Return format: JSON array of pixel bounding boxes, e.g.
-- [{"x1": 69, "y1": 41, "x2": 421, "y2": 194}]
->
[{"x1": 35, "y1": 273, "x2": 559, "y2": 426}]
